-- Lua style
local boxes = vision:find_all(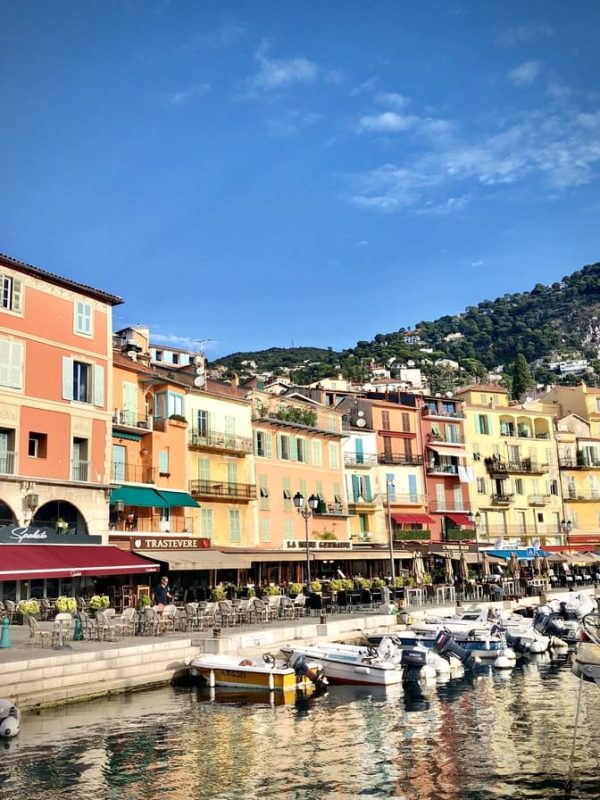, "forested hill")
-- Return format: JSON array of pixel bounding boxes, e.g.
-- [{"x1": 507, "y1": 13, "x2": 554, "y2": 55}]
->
[{"x1": 214, "y1": 261, "x2": 600, "y2": 385}]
